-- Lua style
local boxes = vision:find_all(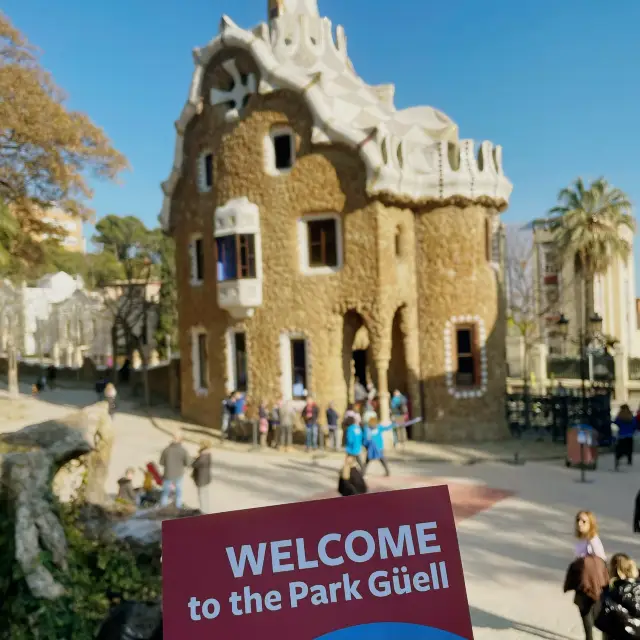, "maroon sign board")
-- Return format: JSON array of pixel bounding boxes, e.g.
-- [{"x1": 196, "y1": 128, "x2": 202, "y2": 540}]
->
[{"x1": 162, "y1": 485, "x2": 474, "y2": 639}]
